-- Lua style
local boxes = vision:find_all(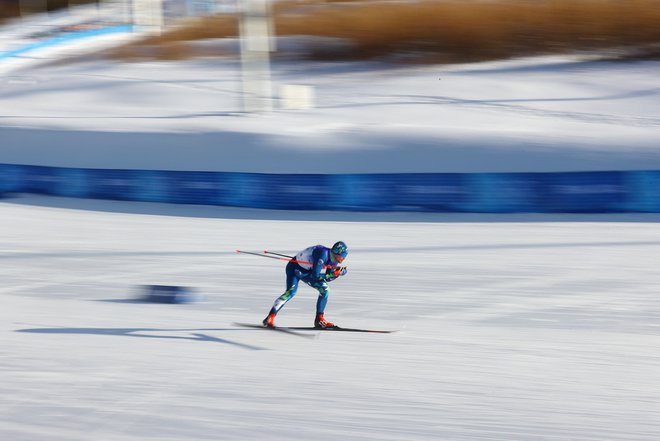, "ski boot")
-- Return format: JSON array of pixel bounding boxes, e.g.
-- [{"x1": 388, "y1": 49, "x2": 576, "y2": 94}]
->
[
  {"x1": 262, "y1": 312, "x2": 276, "y2": 328},
  {"x1": 314, "y1": 313, "x2": 336, "y2": 329}
]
